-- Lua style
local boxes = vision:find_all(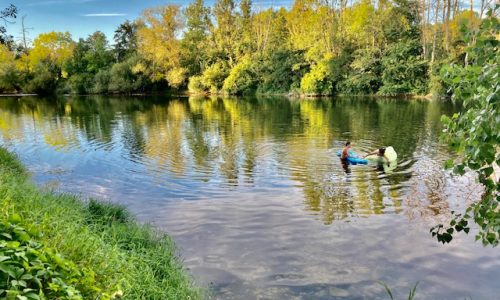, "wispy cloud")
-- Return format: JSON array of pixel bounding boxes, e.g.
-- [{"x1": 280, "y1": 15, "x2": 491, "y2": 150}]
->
[
  {"x1": 26, "y1": 0, "x2": 97, "y2": 6},
  {"x1": 83, "y1": 13, "x2": 127, "y2": 17}
]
